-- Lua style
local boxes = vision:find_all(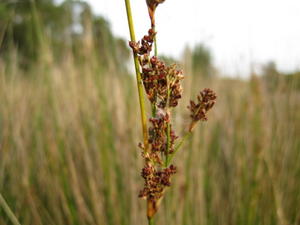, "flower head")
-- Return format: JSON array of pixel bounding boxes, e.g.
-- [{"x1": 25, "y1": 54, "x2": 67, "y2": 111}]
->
[{"x1": 188, "y1": 88, "x2": 217, "y2": 131}]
